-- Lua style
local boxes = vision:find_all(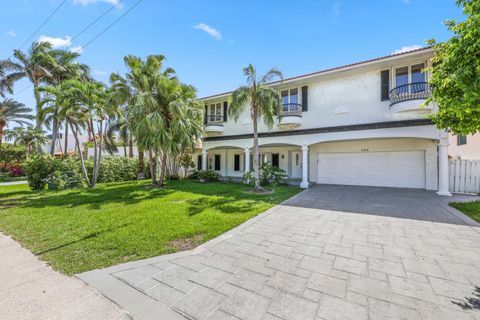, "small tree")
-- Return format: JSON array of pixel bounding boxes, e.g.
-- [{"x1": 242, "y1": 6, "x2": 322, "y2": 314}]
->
[
  {"x1": 427, "y1": 0, "x2": 480, "y2": 135},
  {"x1": 229, "y1": 64, "x2": 283, "y2": 192},
  {"x1": 0, "y1": 99, "x2": 34, "y2": 147}
]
